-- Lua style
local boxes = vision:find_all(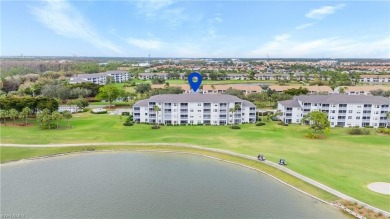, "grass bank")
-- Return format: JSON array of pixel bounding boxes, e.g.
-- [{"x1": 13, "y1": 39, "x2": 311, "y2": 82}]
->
[{"x1": 1, "y1": 113, "x2": 389, "y2": 211}]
